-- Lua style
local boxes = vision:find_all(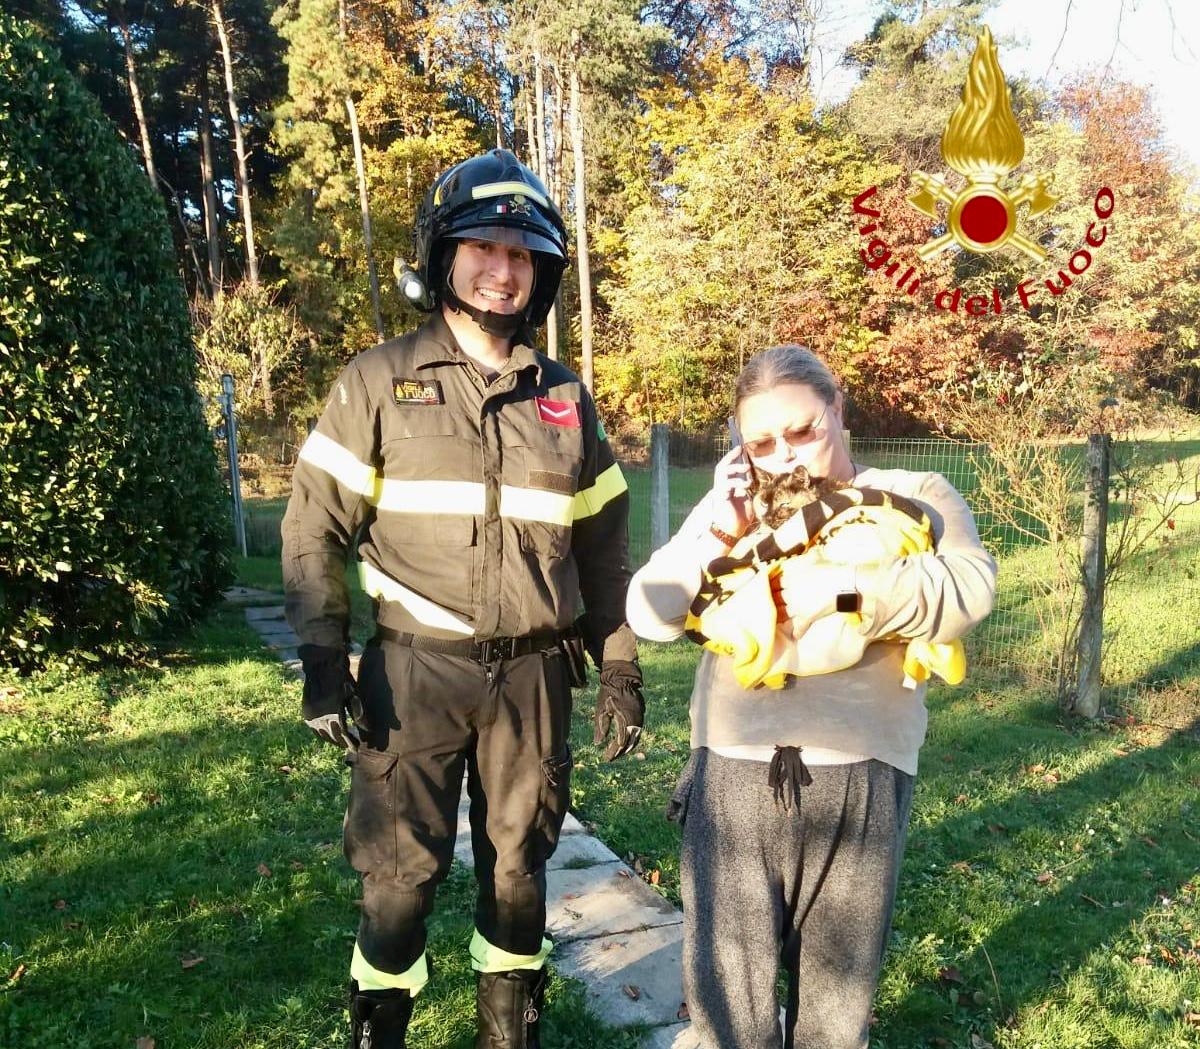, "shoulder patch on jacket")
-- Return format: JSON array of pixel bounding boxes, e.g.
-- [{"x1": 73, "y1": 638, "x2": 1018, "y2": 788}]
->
[{"x1": 393, "y1": 377, "x2": 443, "y2": 406}]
